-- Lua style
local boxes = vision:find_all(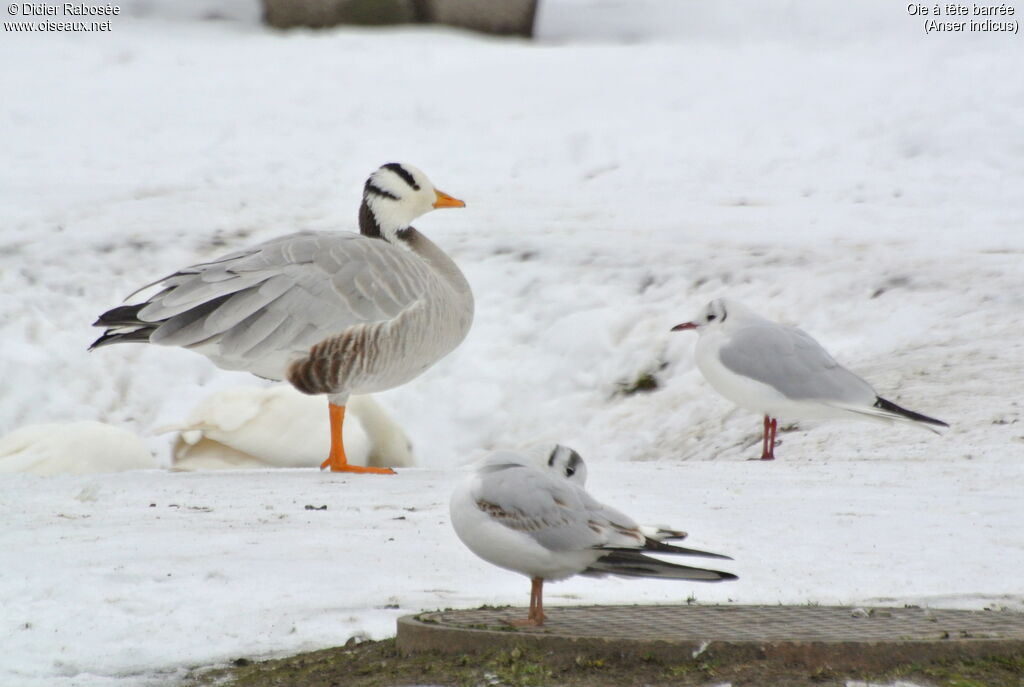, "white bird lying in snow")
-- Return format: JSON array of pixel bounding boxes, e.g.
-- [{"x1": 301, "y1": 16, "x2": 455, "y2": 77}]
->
[
  {"x1": 449, "y1": 444, "x2": 736, "y2": 626},
  {"x1": 672, "y1": 298, "x2": 949, "y2": 461},
  {"x1": 0, "y1": 421, "x2": 157, "y2": 475},
  {"x1": 168, "y1": 386, "x2": 413, "y2": 471}
]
